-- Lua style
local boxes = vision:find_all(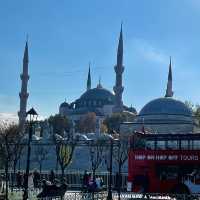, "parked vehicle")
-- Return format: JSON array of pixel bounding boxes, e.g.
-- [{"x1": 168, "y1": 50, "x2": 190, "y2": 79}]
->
[{"x1": 127, "y1": 131, "x2": 200, "y2": 194}]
